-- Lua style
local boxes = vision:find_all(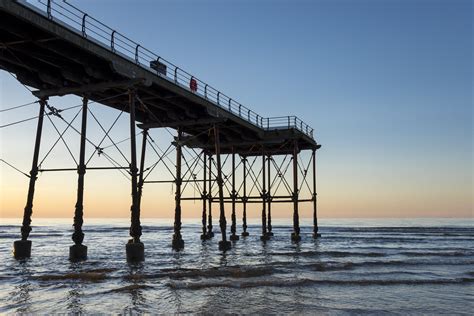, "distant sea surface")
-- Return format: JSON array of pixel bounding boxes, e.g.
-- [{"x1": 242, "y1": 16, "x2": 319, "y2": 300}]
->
[{"x1": 0, "y1": 218, "x2": 473, "y2": 314}]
